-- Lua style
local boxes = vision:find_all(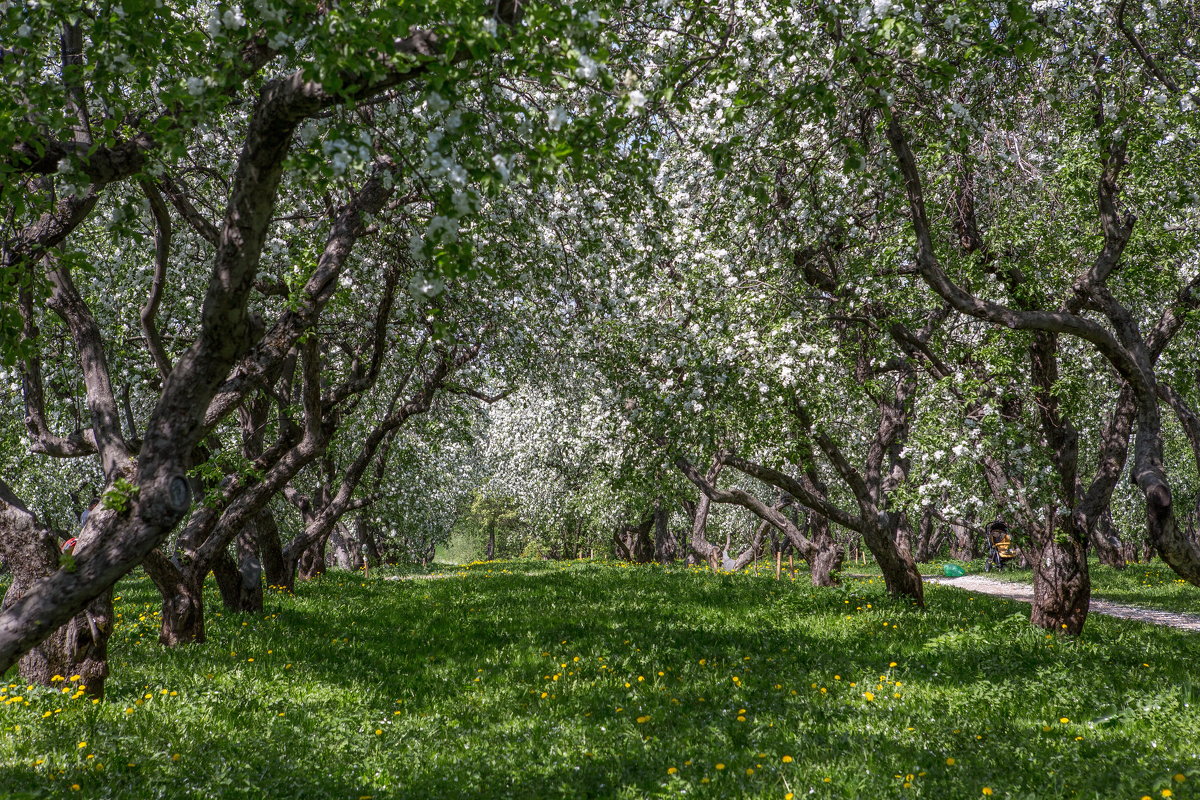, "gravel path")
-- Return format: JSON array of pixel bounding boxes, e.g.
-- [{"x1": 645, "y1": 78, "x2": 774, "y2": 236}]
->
[{"x1": 927, "y1": 575, "x2": 1200, "y2": 633}]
